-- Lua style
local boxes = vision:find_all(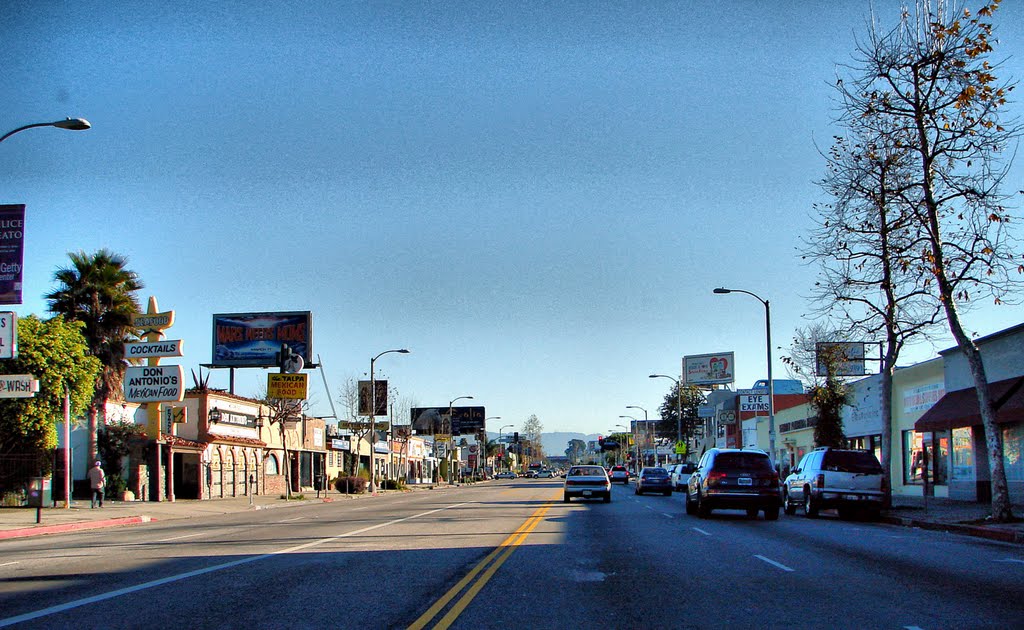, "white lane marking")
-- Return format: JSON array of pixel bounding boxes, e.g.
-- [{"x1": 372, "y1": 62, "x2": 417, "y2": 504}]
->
[
  {"x1": 0, "y1": 562, "x2": 19, "y2": 567},
  {"x1": 903, "y1": 626, "x2": 925, "y2": 630},
  {"x1": 644, "y1": 505, "x2": 654, "y2": 511},
  {"x1": 754, "y1": 555, "x2": 794, "y2": 572},
  {"x1": 154, "y1": 532, "x2": 206, "y2": 543},
  {"x1": 662, "y1": 513, "x2": 673, "y2": 519},
  {"x1": 275, "y1": 517, "x2": 304, "y2": 523},
  {"x1": 692, "y1": 527, "x2": 711, "y2": 536},
  {"x1": 0, "y1": 502, "x2": 470, "y2": 628},
  {"x1": 995, "y1": 558, "x2": 1024, "y2": 564}
]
